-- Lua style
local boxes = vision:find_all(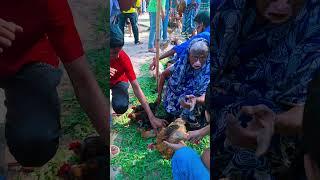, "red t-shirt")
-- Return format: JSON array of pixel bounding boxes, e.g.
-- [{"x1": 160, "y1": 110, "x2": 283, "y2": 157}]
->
[
  {"x1": 0, "y1": 0, "x2": 84, "y2": 78},
  {"x1": 110, "y1": 50, "x2": 136, "y2": 87}
]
